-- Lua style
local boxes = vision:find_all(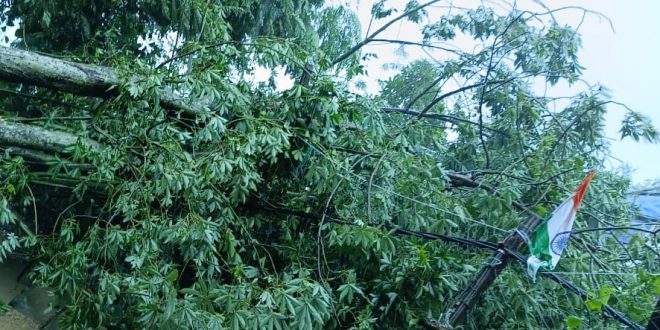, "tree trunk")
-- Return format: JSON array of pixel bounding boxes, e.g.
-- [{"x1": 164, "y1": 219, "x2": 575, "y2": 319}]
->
[
  {"x1": 0, "y1": 121, "x2": 100, "y2": 153},
  {"x1": 0, "y1": 46, "x2": 209, "y2": 114}
]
